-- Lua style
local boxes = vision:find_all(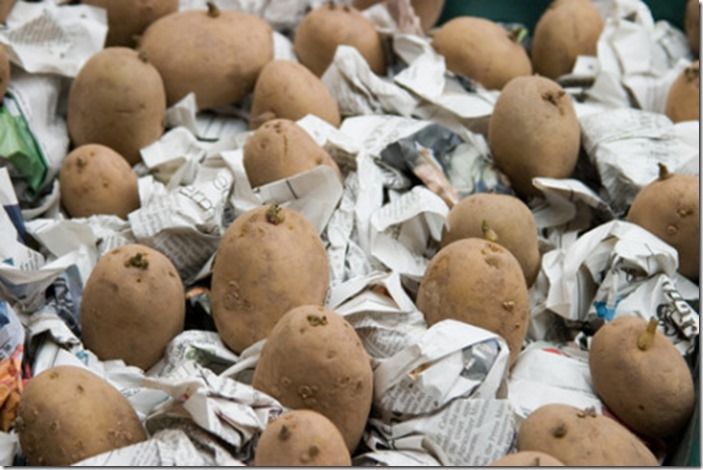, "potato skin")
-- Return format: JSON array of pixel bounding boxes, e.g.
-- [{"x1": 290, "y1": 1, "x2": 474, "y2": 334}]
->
[
  {"x1": 243, "y1": 119, "x2": 341, "y2": 188},
  {"x1": 488, "y1": 75, "x2": 580, "y2": 196},
  {"x1": 531, "y1": 0, "x2": 604, "y2": 79},
  {"x1": 294, "y1": 4, "x2": 386, "y2": 77},
  {"x1": 82, "y1": 0, "x2": 179, "y2": 48},
  {"x1": 589, "y1": 316, "x2": 695, "y2": 438},
  {"x1": 627, "y1": 172, "x2": 699, "y2": 279},
  {"x1": 517, "y1": 404, "x2": 658, "y2": 466},
  {"x1": 432, "y1": 17, "x2": 532, "y2": 90},
  {"x1": 59, "y1": 144, "x2": 139, "y2": 219},
  {"x1": 0, "y1": 44, "x2": 9, "y2": 99},
  {"x1": 17, "y1": 366, "x2": 146, "y2": 466},
  {"x1": 417, "y1": 238, "x2": 529, "y2": 366},
  {"x1": 665, "y1": 61, "x2": 700, "y2": 123},
  {"x1": 250, "y1": 60, "x2": 341, "y2": 129},
  {"x1": 67, "y1": 47, "x2": 166, "y2": 165},
  {"x1": 0, "y1": 0, "x2": 14, "y2": 23},
  {"x1": 139, "y1": 8, "x2": 272, "y2": 109},
  {"x1": 686, "y1": 0, "x2": 700, "y2": 56},
  {"x1": 252, "y1": 306, "x2": 373, "y2": 452},
  {"x1": 211, "y1": 206, "x2": 329, "y2": 353},
  {"x1": 80, "y1": 244, "x2": 185, "y2": 370},
  {"x1": 489, "y1": 451, "x2": 564, "y2": 466},
  {"x1": 254, "y1": 410, "x2": 351, "y2": 466},
  {"x1": 441, "y1": 193, "x2": 541, "y2": 286},
  {"x1": 353, "y1": 0, "x2": 444, "y2": 32}
]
